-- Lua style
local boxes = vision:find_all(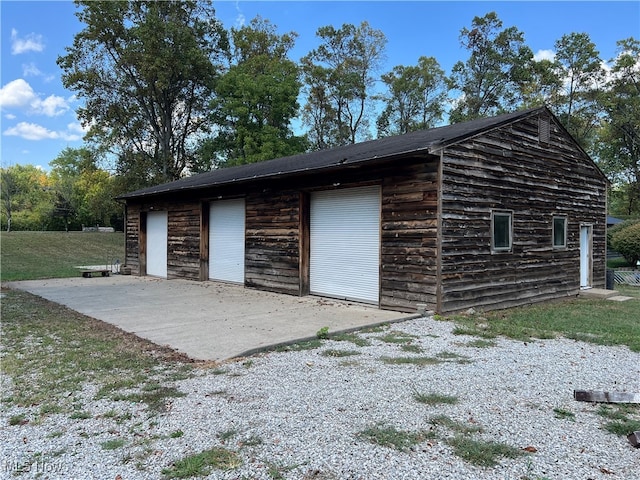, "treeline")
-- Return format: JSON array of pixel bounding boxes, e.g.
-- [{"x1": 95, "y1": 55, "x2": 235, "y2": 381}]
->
[
  {"x1": 1, "y1": 1, "x2": 639, "y2": 231},
  {"x1": 1, "y1": 149, "x2": 123, "y2": 232}
]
